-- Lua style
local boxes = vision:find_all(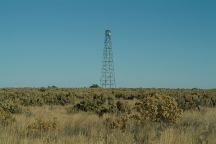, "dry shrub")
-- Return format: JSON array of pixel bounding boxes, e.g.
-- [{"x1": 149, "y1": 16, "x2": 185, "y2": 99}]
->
[
  {"x1": 105, "y1": 95, "x2": 183, "y2": 130},
  {"x1": 0, "y1": 88, "x2": 216, "y2": 110},
  {"x1": 27, "y1": 117, "x2": 58, "y2": 132},
  {"x1": 0, "y1": 101, "x2": 22, "y2": 114},
  {"x1": 116, "y1": 101, "x2": 130, "y2": 113},
  {"x1": 26, "y1": 117, "x2": 59, "y2": 142},
  {"x1": 134, "y1": 95, "x2": 183, "y2": 123},
  {"x1": 104, "y1": 116, "x2": 123, "y2": 129},
  {"x1": 0, "y1": 107, "x2": 15, "y2": 126}
]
